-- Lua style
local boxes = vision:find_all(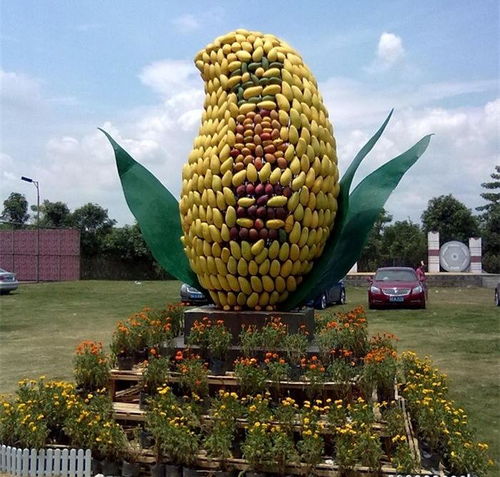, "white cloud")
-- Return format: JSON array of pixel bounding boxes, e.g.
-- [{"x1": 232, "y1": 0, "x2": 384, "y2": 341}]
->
[
  {"x1": 171, "y1": 14, "x2": 201, "y2": 33},
  {"x1": 138, "y1": 59, "x2": 200, "y2": 98},
  {"x1": 377, "y1": 32, "x2": 405, "y2": 65},
  {"x1": 0, "y1": 70, "x2": 43, "y2": 111},
  {"x1": 317, "y1": 73, "x2": 498, "y2": 221},
  {"x1": 365, "y1": 32, "x2": 406, "y2": 73},
  {"x1": 1, "y1": 61, "x2": 497, "y2": 228}
]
